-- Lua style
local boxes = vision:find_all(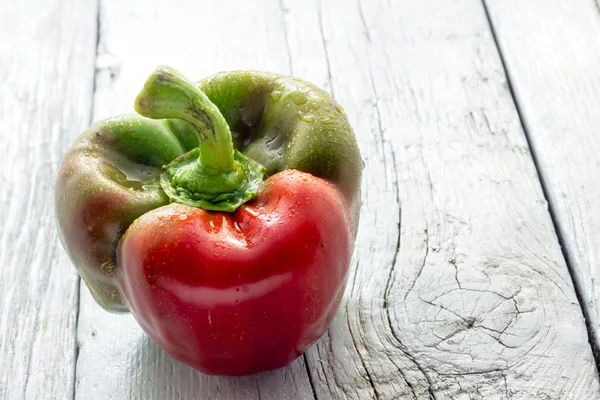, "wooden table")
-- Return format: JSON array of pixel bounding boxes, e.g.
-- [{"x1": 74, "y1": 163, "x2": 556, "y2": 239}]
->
[{"x1": 3, "y1": 0, "x2": 600, "y2": 398}]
